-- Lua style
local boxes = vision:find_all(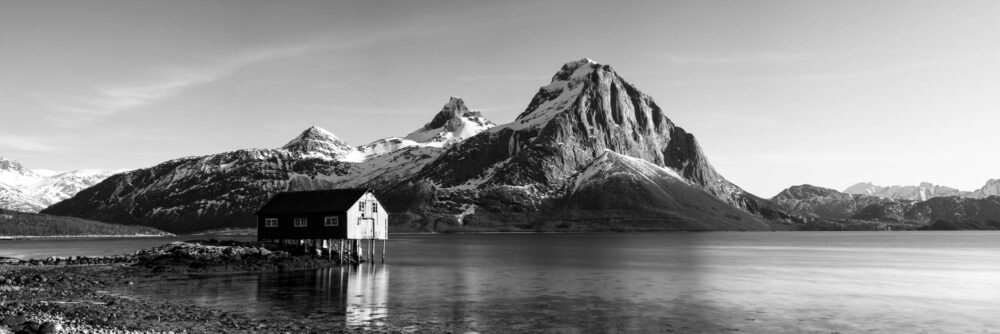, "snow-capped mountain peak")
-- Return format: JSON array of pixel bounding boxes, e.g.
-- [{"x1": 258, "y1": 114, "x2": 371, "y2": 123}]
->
[
  {"x1": 0, "y1": 156, "x2": 122, "y2": 212},
  {"x1": 550, "y1": 57, "x2": 603, "y2": 84},
  {"x1": 359, "y1": 97, "x2": 496, "y2": 157},
  {"x1": 501, "y1": 58, "x2": 624, "y2": 132},
  {"x1": 282, "y1": 126, "x2": 364, "y2": 162},
  {"x1": 403, "y1": 97, "x2": 496, "y2": 145},
  {"x1": 0, "y1": 157, "x2": 30, "y2": 174},
  {"x1": 283, "y1": 126, "x2": 345, "y2": 148}
]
